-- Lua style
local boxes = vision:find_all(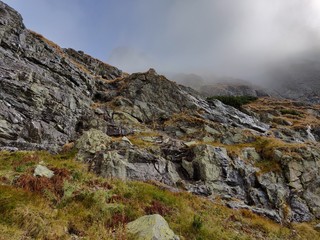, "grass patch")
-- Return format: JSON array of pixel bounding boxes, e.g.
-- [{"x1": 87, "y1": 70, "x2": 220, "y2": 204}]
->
[
  {"x1": 0, "y1": 150, "x2": 318, "y2": 239},
  {"x1": 280, "y1": 109, "x2": 302, "y2": 116}
]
